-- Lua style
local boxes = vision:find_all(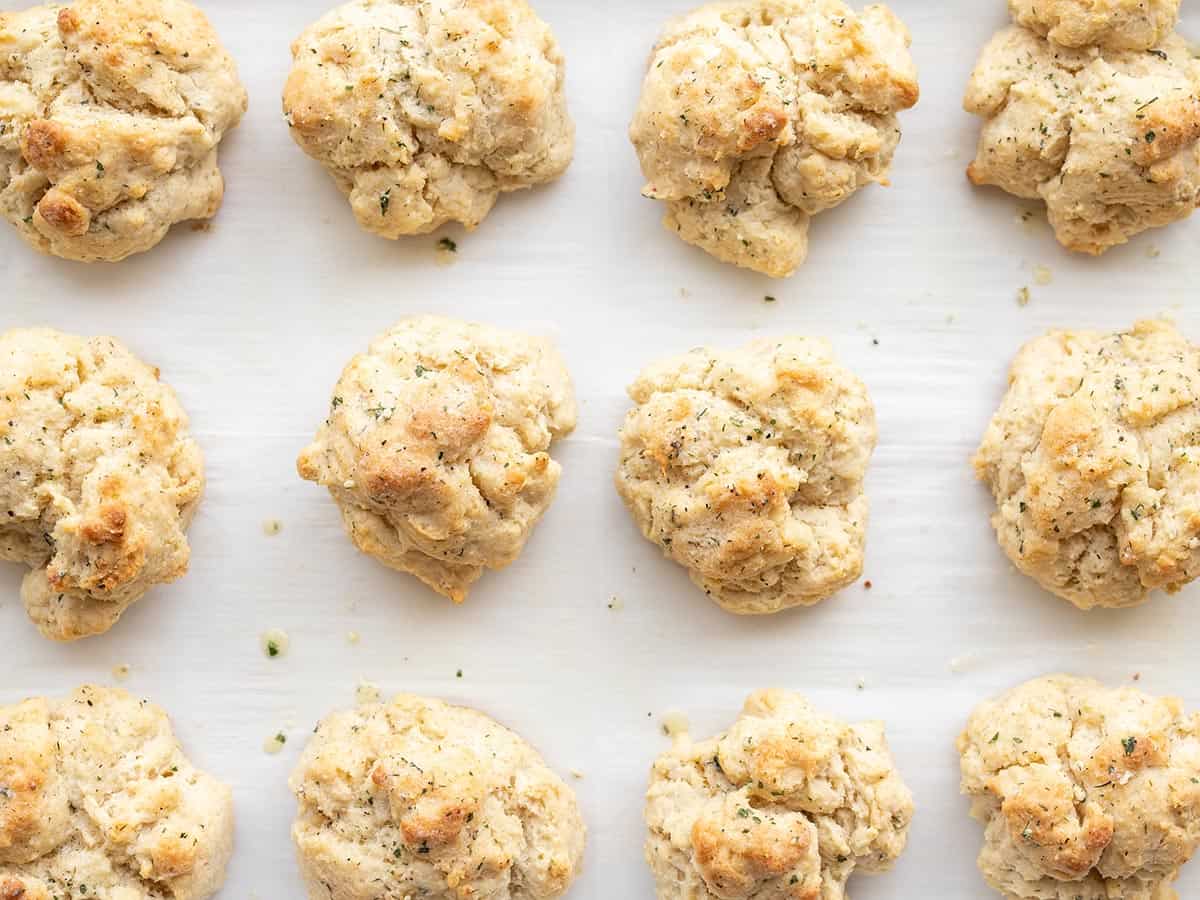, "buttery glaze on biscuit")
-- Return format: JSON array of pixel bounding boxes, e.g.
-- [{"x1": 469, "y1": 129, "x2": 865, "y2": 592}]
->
[
  {"x1": 0, "y1": 328, "x2": 204, "y2": 640},
  {"x1": 974, "y1": 320, "x2": 1200, "y2": 609},
  {"x1": 616, "y1": 336, "x2": 875, "y2": 614},
  {"x1": 283, "y1": 0, "x2": 573, "y2": 238},
  {"x1": 959, "y1": 675, "x2": 1200, "y2": 899},
  {"x1": 0, "y1": 0, "x2": 246, "y2": 261},
  {"x1": 290, "y1": 694, "x2": 585, "y2": 900},
  {"x1": 0, "y1": 685, "x2": 234, "y2": 900},
  {"x1": 645, "y1": 689, "x2": 914, "y2": 899},
  {"x1": 629, "y1": 0, "x2": 919, "y2": 277},
  {"x1": 297, "y1": 315, "x2": 575, "y2": 601}
]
